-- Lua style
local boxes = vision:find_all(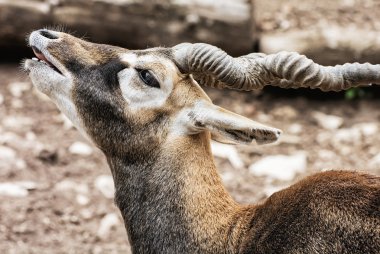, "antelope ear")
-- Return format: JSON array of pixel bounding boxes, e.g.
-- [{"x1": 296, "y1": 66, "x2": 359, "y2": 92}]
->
[{"x1": 183, "y1": 101, "x2": 282, "y2": 145}]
